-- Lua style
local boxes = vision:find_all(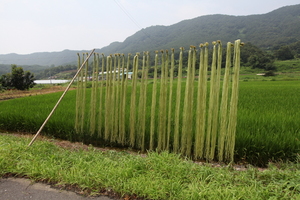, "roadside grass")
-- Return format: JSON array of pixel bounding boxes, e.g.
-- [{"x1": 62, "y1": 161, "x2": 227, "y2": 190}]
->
[{"x1": 0, "y1": 134, "x2": 299, "y2": 200}]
